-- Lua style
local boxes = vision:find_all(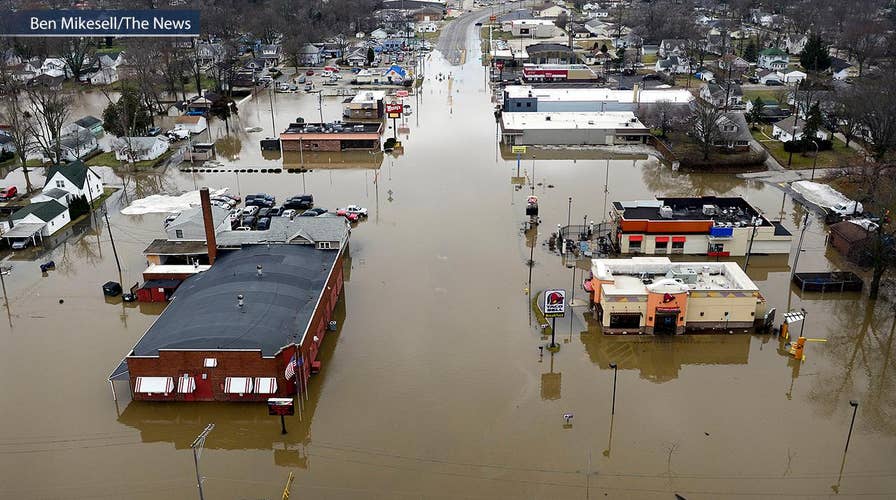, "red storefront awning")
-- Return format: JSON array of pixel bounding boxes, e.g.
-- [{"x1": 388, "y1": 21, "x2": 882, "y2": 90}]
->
[
  {"x1": 628, "y1": 235, "x2": 643, "y2": 242},
  {"x1": 655, "y1": 236, "x2": 669, "y2": 243},
  {"x1": 672, "y1": 236, "x2": 687, "y2": 243}
]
